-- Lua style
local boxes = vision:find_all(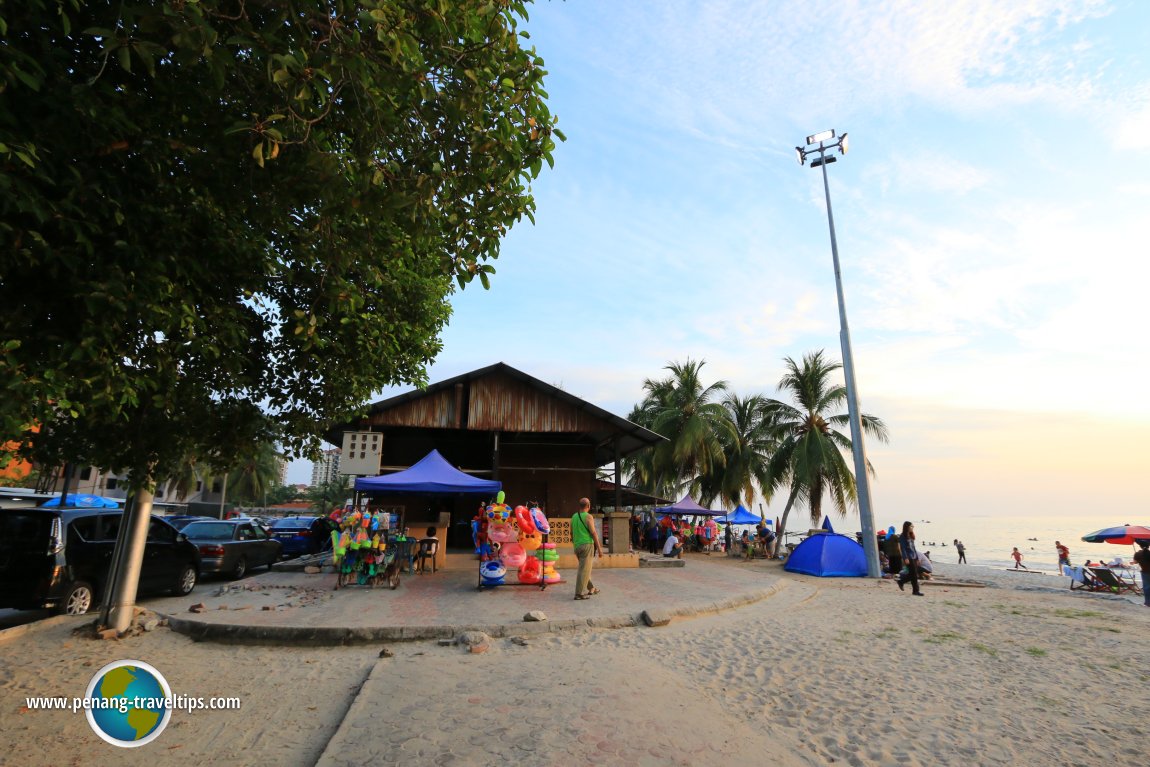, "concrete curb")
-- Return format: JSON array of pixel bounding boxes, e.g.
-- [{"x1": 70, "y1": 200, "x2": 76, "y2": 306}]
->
[
  {"x1": 158, "y1": 583, "x2": 784, "y2": 646},
  {"x1": 0, "y1": 614, "x2": 85, "y2": 645}
]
